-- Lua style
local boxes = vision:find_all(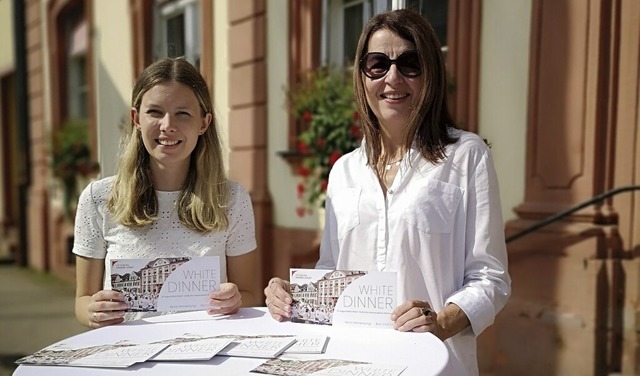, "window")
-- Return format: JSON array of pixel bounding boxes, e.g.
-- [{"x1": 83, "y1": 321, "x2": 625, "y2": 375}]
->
[
  {"x1": 406, "y1": 0, "x2": 448, "y2": 52},
  {"x1": 153, "y1": 0, "x2": 201, "y2": 67},
  {"x1": 324, "y1": 0, "x2": 447, "y2": 66},
  {"x1": 341, "y1": 2, "x2": 367, "y2": 66},
  {"x1": 325, "y1": 0, "x2": 378, "y2": 67},
  {"x1": 66, "y1": 18, "x2": 88, "y2": 119},
  {"x1": 54, "y1": 2, "x2": 89, "y2": 123}
]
